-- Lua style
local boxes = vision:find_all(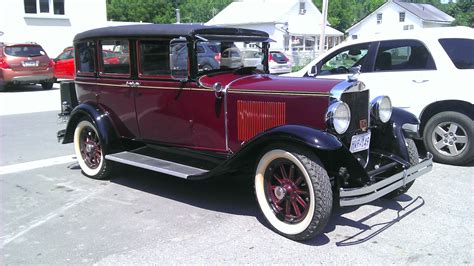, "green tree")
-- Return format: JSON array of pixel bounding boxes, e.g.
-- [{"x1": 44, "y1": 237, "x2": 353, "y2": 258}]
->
[
  {"x1": 107, "y1": 0, "x2": 175, "y2": 23},
  {"x1": 180, "y1": 0, "x2": 232, "y2": 23}
]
